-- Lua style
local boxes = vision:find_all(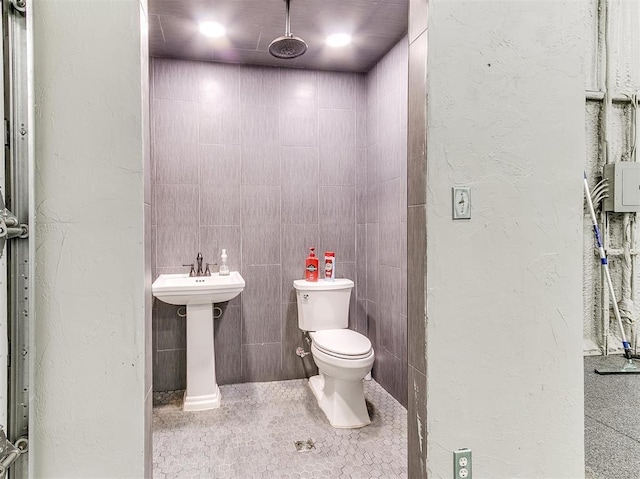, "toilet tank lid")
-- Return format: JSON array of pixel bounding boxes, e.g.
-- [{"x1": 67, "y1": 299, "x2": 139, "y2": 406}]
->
[{"x1": 293, "y1": 278, "x2": 354, "y2": 290}]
